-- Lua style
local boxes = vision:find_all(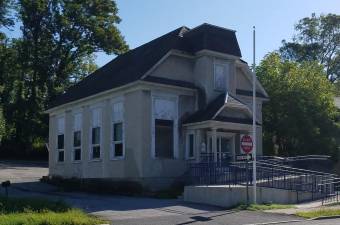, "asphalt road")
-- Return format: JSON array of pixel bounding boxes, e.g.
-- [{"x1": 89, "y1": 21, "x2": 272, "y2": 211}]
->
[{"x1": 0, "y1": 160, "x2": 340, "y2": 225}]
